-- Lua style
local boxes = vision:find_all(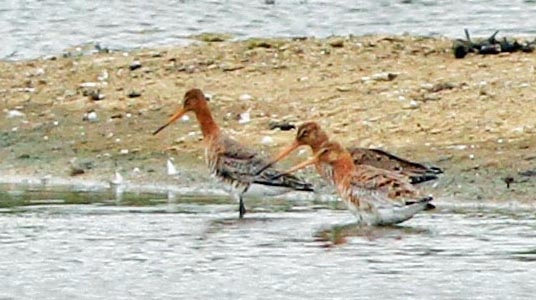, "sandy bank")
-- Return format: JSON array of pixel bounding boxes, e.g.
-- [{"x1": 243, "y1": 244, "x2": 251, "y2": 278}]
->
[{"x1": 1, "y1": 35, "x2": 535, "y2": 203}]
